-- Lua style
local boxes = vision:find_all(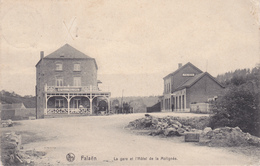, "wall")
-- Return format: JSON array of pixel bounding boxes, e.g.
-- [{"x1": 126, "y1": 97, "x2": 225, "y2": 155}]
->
[
  {"x1": 36, "y1": 58, "x2": 97, "y2": 119},
  {"x1": 186, "y1": 75, "x2": 224, "y2": 108},
  {"x1": 0, "y1": 108, "x2": 36, "y2": 120},
  {"x1": 147, "y1": 102, "x2": 161, "y2": 113},
  {"x1": 15, "y1": 108, "x2": 36, "y2": 119},
  {"x1": 1, "y1": 110, "x2": 15, "y2": 120},
  {"x1": 190, "y1": 103, "x2": 211, "y2": 113},
  {"x1": 171, "y1": 65, "x2": 202, "y2": 92}
]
